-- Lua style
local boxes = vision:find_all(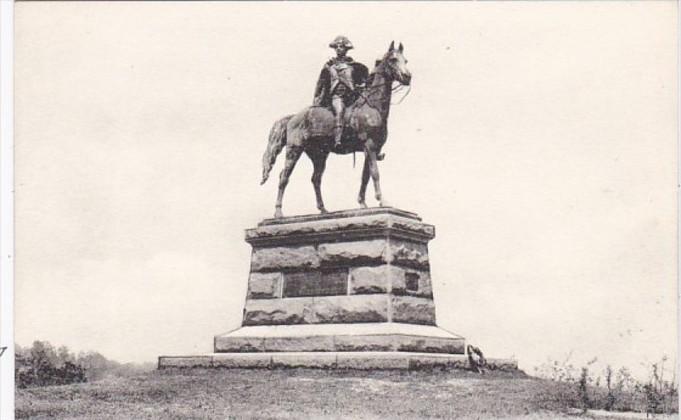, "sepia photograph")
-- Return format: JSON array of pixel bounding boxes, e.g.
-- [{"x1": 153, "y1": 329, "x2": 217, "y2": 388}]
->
[{"x1": 1, "y1": 1, "x2": 678, "y2": 418}]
